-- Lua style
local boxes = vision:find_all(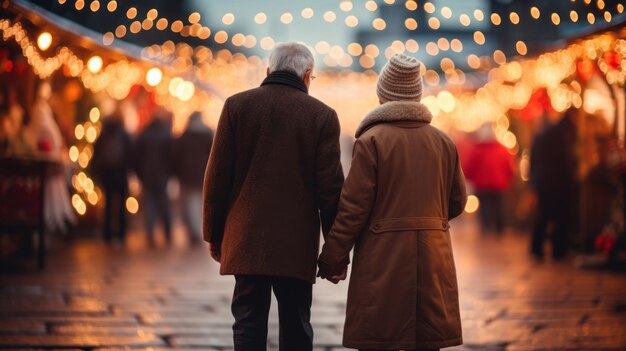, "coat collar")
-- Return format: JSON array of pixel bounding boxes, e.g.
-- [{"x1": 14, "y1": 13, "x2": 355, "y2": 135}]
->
[
  {"x1": 355, "y1": 101, "x2": 433, "y2": 138},
  {"x1": 261, "y1": 71, "x2": 308, "y2": 94}
]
